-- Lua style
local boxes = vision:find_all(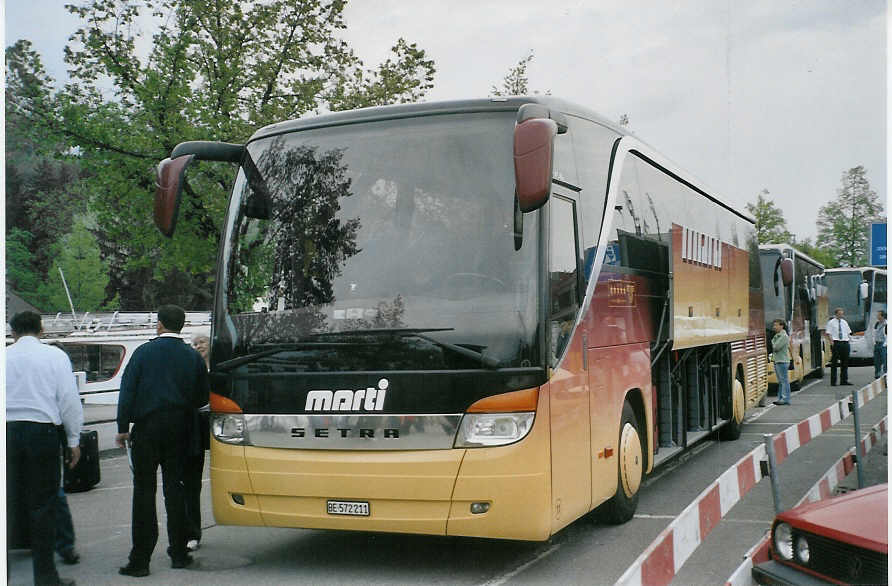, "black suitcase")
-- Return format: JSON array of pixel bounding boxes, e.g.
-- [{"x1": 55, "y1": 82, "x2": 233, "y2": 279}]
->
[{"x1": 64, "y1": 430, "x2": 100, "y2": 493}]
